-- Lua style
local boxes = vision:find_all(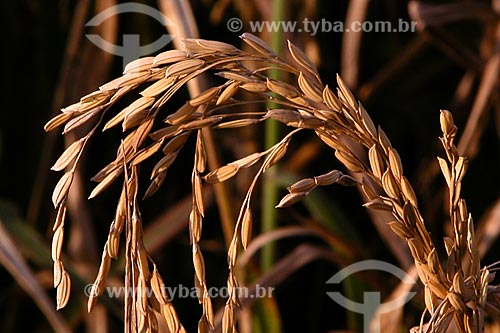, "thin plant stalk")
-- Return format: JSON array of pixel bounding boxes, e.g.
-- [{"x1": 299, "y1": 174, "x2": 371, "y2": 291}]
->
[{"x1": 261, "y1": 0, "x2": 286, "y2": 272}]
